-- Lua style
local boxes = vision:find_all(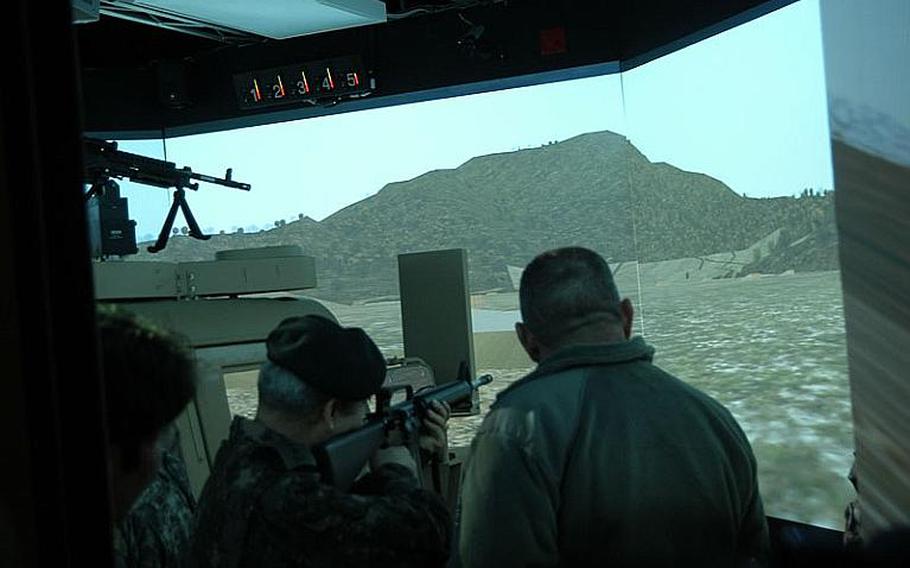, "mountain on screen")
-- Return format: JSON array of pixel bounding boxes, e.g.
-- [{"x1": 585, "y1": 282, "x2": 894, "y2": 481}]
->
[{"x1": 136, "y1": 130, "x2": 837, "y2": 302}]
